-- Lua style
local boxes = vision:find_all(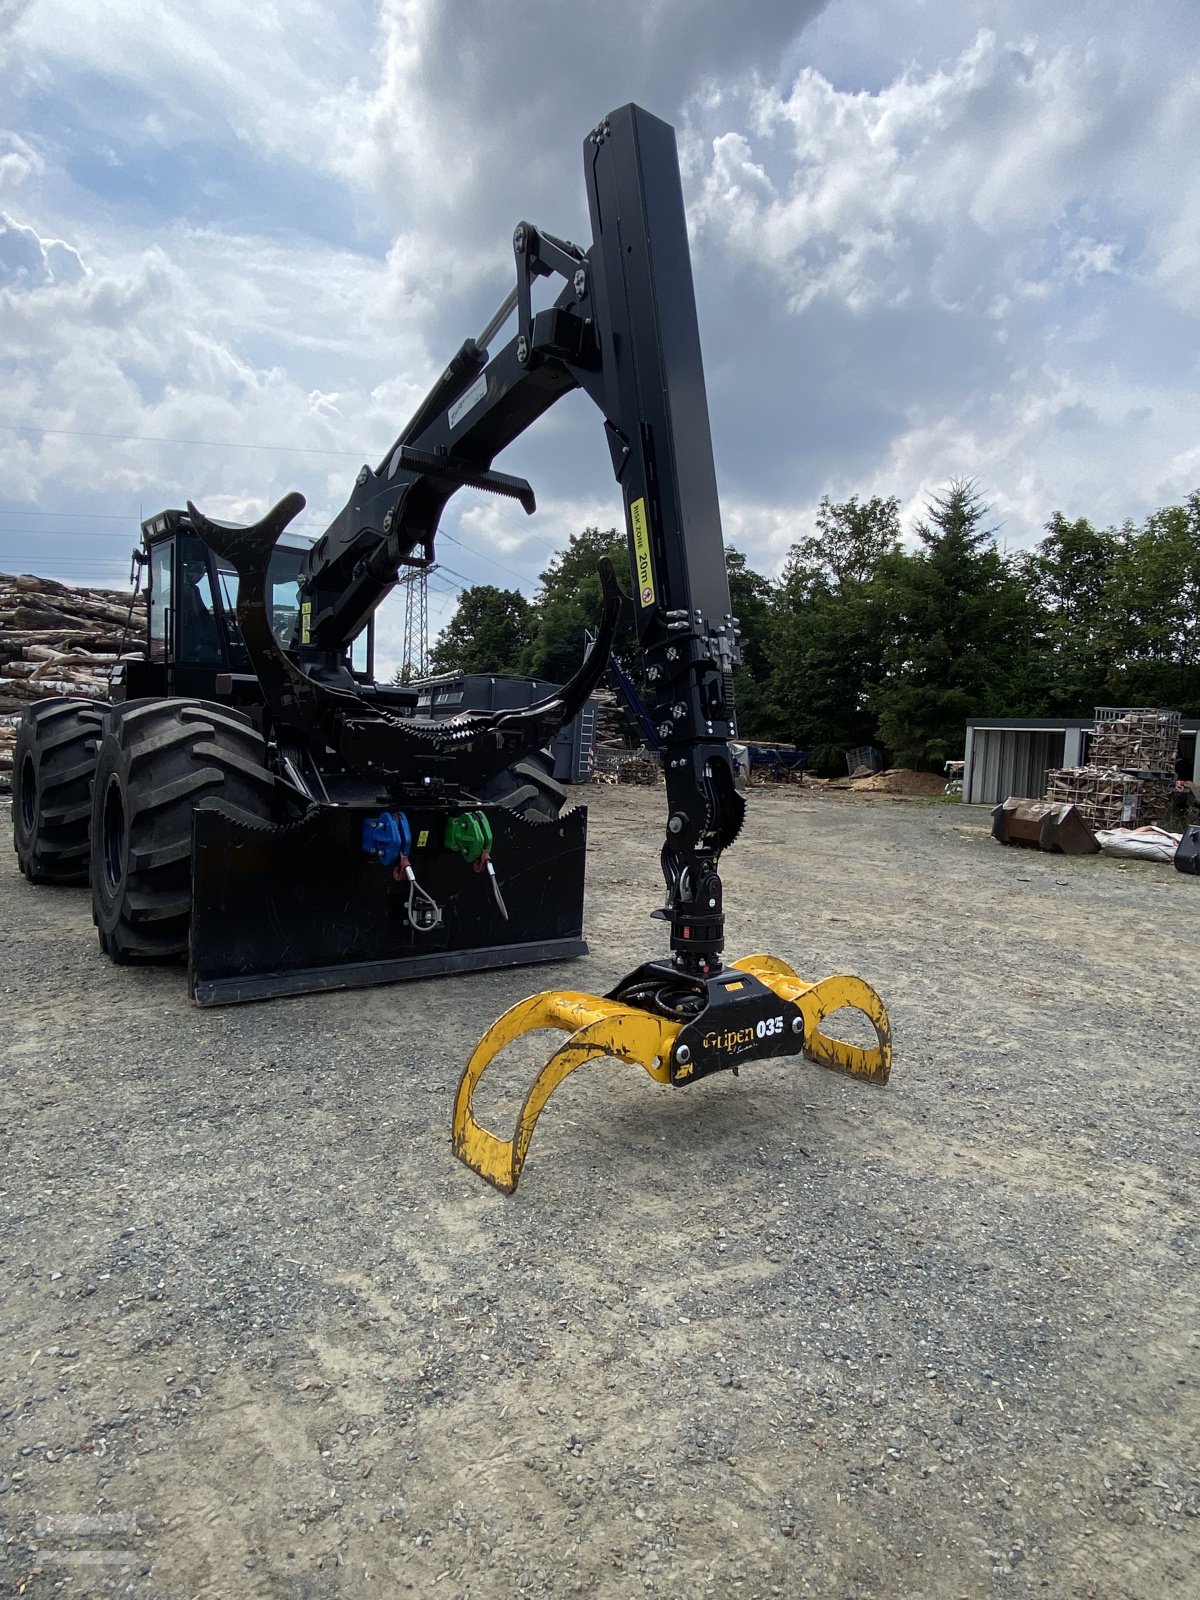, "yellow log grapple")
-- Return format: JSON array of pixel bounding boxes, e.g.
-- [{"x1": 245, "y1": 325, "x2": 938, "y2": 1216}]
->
[{"x1": 454, "y1": 958, "x2": 890, "y2": 1193}]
